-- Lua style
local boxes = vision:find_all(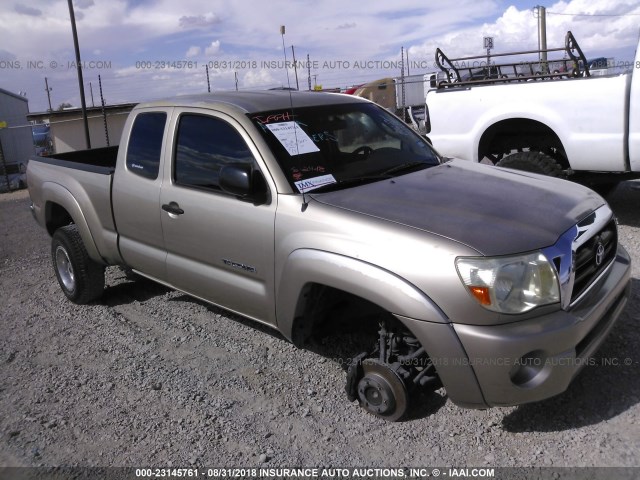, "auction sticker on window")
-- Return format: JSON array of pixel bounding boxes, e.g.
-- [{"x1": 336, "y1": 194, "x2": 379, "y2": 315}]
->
[
  {"x1": 294, "y1": 174, "x2": 337, "y2": 193},
  {"x1": 266, "y1": 122, "x2": 320, "y2": 156}
]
